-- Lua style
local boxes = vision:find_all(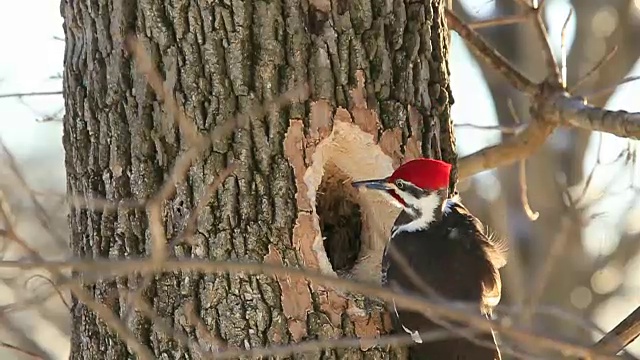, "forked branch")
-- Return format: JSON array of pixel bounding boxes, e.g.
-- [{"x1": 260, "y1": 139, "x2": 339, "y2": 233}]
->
[{"x1": 446, "y1": 4, "x2": 640, "y2": 179}]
